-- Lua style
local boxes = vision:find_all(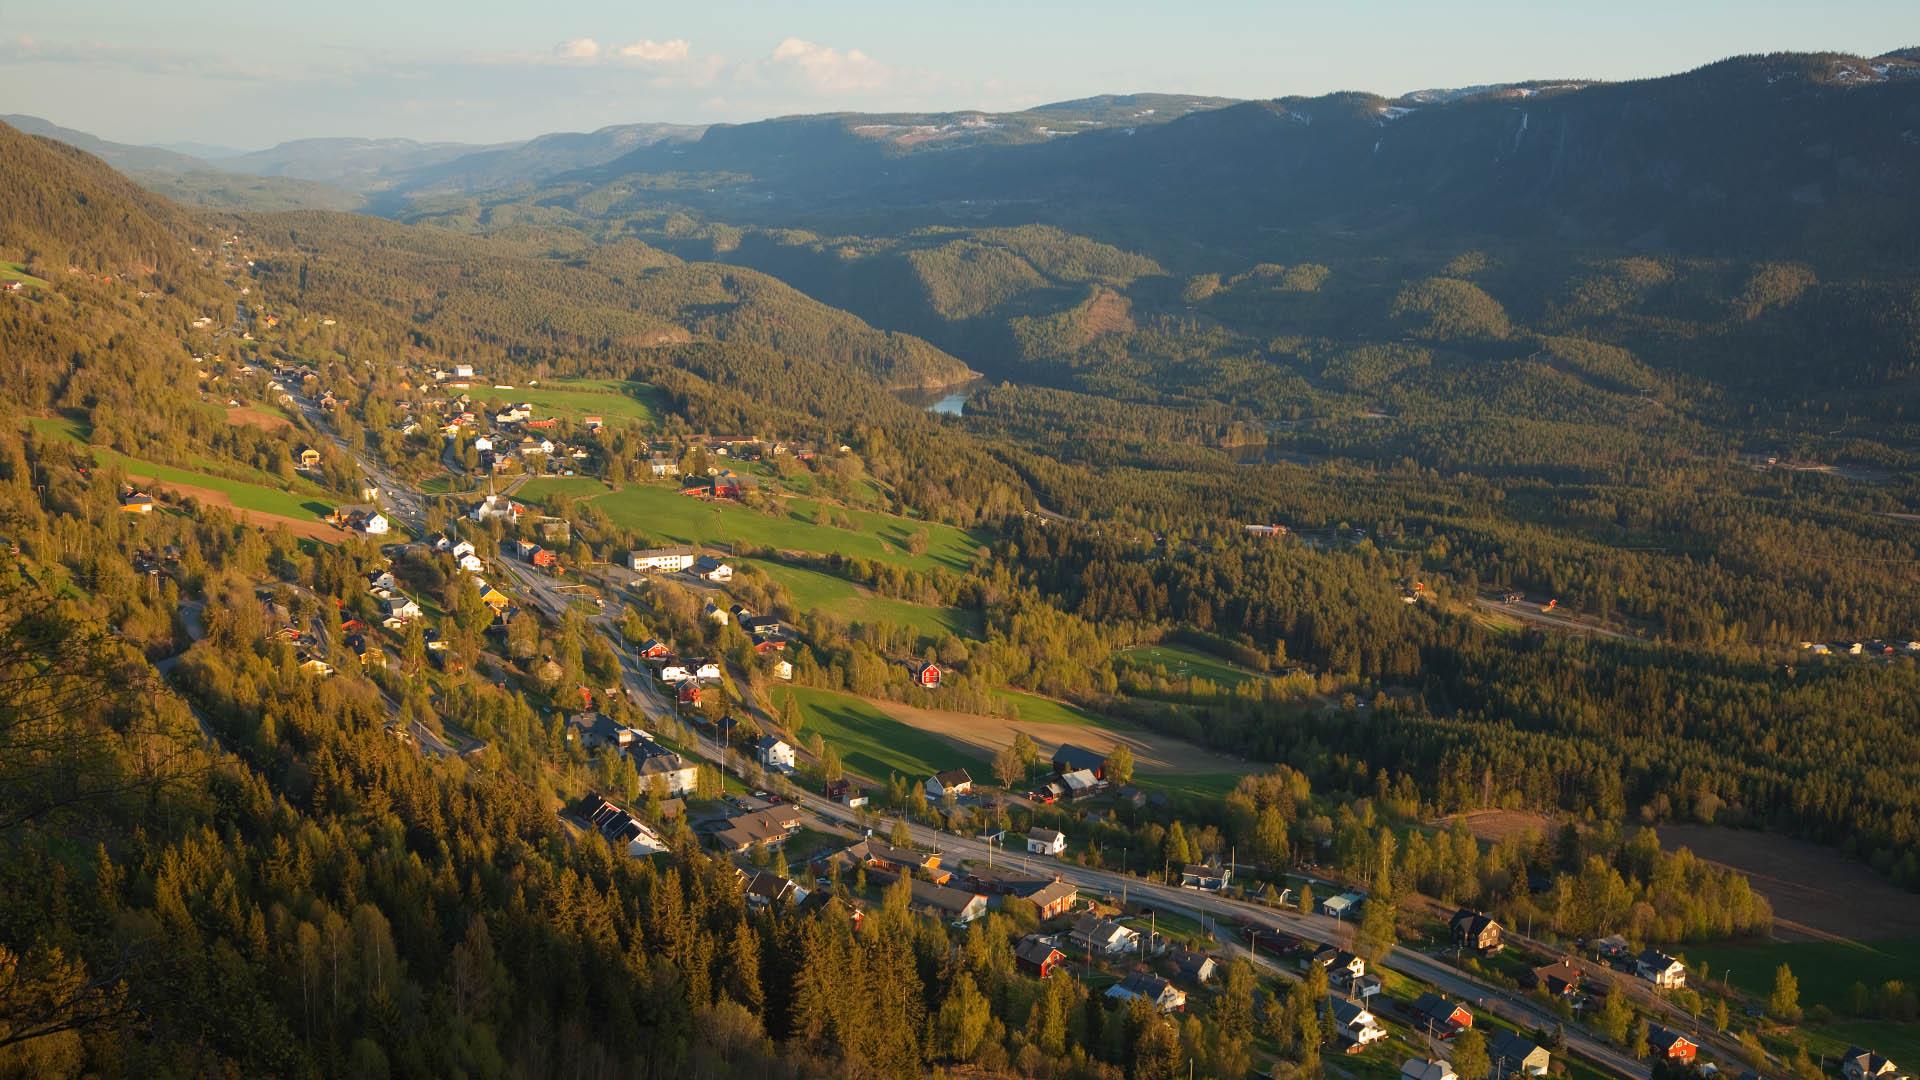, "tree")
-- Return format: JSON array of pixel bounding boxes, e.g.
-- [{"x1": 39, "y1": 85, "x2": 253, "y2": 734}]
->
[
  {"x1": 1297, "y1": 883, "x2": 1314, "y2": 915},
  {"x1": 992, "y1": 745, "x2": 1023, "y2": 788},
  {"x1": 1630, "y1": 1016, "x2": 1650, "y2": 1060},
  {"x1": 1453, "y1": 1026, "x2": 1490, "y2": 1080},
  {"x1": 889, "y1": 818, "x2": 913, "y2": 849},
  {"x1": 1769, "y1": 963, "x2": 1802, "y2": 1022},
  {"x1": 1106, "y1": 742, "x2": 1135, "y2": 787},
  {"x1": 1355, "y1": 892, "x2": 1397, "y2": 961},
  {"x1": 1712, "y1": 998, "x2": 1730, "y2": 1033},
  {"x1": 1012, "y1": 731, "x2": 1040, "y2": 773},
  {"x1": 1598, "y1": 987, "x2": 1632, "y2": 1044},
  {"x1": 935, "y1": 975, "x2": 992, "y2": 1062}
]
